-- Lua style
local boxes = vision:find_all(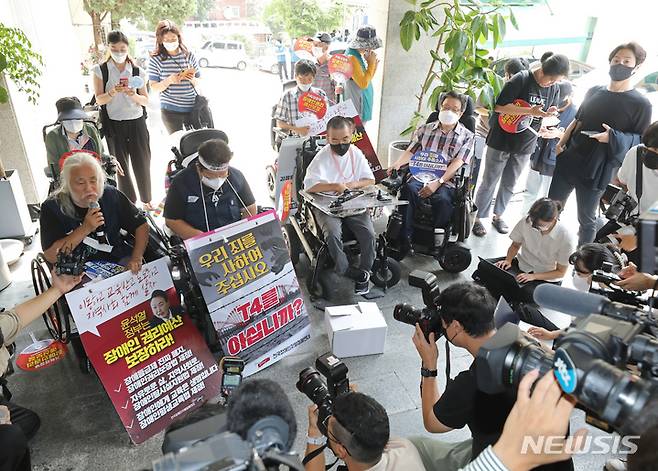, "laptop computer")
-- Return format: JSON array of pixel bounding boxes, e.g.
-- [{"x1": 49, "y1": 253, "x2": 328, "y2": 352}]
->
[{"x1": 477, "y1": 256, "x2": 524, "y2": 292}]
